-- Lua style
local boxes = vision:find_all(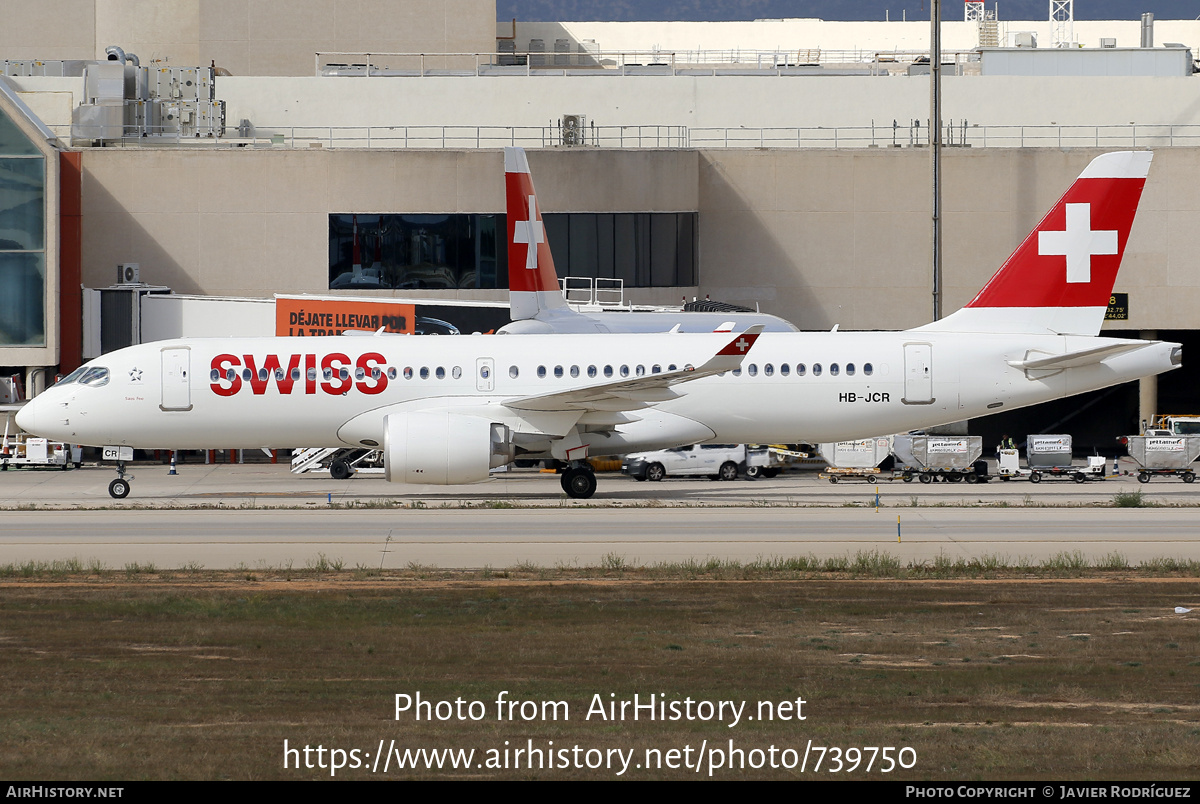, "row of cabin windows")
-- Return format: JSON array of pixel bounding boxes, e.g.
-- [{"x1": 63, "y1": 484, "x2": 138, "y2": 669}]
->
[
  {"x1": 210, "y1": 361, "x2": 876, "y2": 384},
  {"x1": 732, "y1": 362, "x2": 874, "y2": 377}
]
